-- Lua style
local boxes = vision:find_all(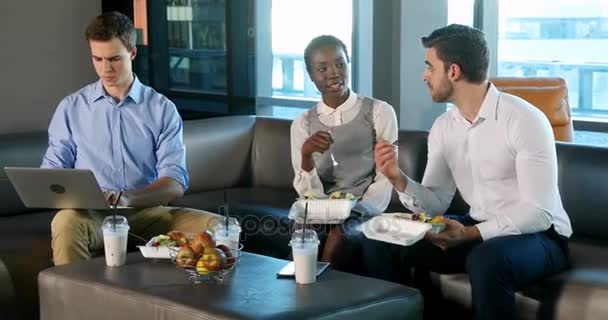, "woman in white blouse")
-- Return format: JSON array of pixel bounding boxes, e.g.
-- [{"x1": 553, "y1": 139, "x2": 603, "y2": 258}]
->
[{"x1": 290, "y1": 35, "x2": 398, "y2": 270}]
